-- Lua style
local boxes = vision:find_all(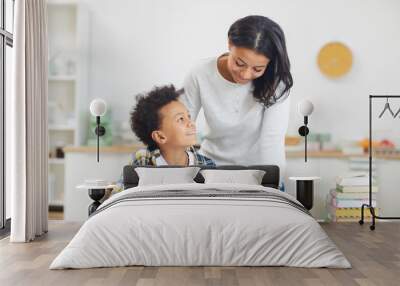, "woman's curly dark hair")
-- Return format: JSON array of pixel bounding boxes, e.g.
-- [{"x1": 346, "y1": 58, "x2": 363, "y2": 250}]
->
[{"x1": 130, "y1": 85, "x2": 184, "y2": 151}]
